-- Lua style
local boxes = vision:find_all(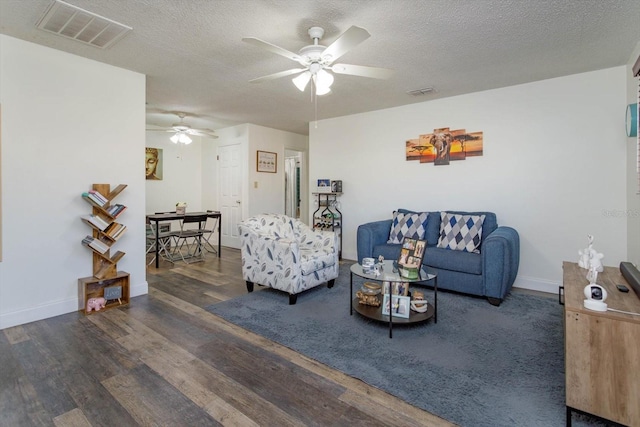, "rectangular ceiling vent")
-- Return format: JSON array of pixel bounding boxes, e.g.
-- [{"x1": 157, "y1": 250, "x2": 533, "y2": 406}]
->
[
  {"x1": 36, "y1": 0, "x2": 132, "y2": 49},
  {"x1": 406, "y1": 87, "x2": 436, "y2": 96}
]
